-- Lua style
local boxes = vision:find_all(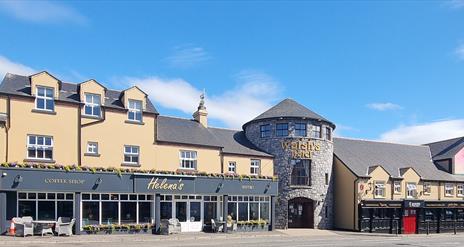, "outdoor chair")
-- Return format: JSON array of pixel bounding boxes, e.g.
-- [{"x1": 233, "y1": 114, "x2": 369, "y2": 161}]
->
[
  {"x1": 160, "y1": 218, "x2": 181, "y2": 235},
  {"x1": 55, "y1": 217, "x2": 75, "y2": 236},
  {"x1": 13, "y1": 217, "x2": 34, "y2": 237},
  {"x1": 211, "y1": 219, "x2": 223, "y2": 233},
  {"x1": 227, "y1": 221, "x2": 237, "y2": 232}
]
